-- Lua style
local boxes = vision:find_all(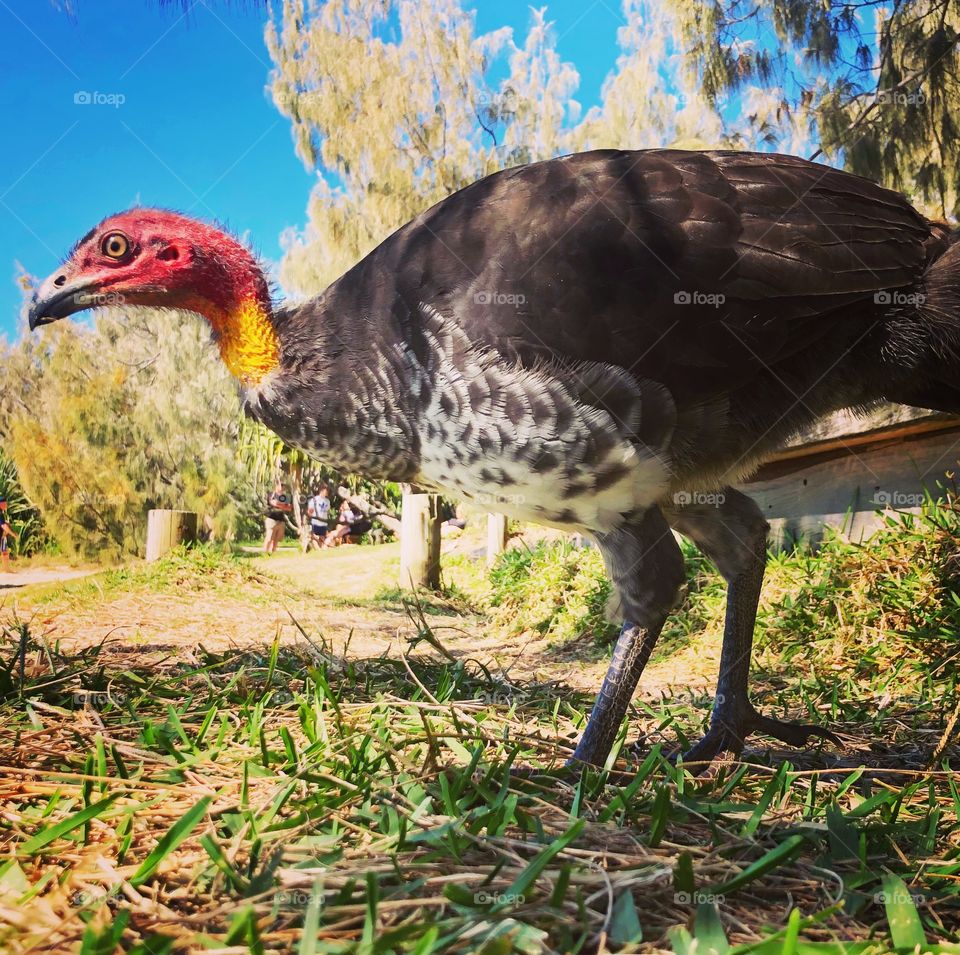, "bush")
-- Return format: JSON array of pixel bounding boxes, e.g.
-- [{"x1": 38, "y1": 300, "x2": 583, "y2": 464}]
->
[
  {"x1": 0, "y1": 311, "x2": 257, "y2": 560},
  {"x1": 487, "y1": 540, "x2": 617, "y2": 643},
  {"x1": 485, "y1": 499, "x2": 960, "y2": 668},
  {"x1": 757, "y1": 496, "x2": 960, "y2": 692},
  {"x1": 0, "y1": 449, "x2": 45, "y2": 556}
]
